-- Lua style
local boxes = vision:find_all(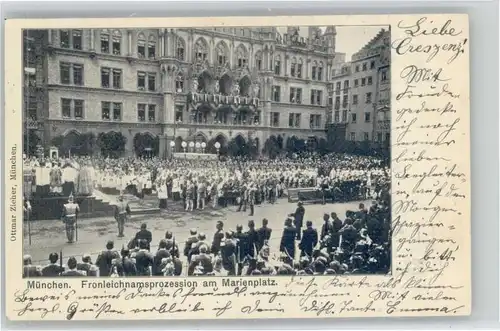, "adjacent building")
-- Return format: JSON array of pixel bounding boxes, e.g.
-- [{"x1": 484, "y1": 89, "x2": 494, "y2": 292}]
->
[
  {"x1": 328, "y1": 28, "x2": 391, "y2": 149},
  {"x1": 23, "y1": 26, "x2": 340, "y2": 158}
]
